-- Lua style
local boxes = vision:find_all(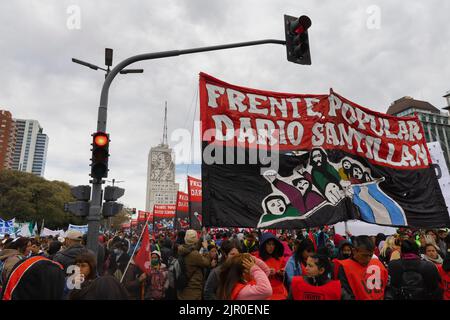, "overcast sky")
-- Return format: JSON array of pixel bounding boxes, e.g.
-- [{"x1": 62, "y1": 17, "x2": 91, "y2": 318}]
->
[{"x1": 1, "y1": 0, "x2": 449, "y2": 211}]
